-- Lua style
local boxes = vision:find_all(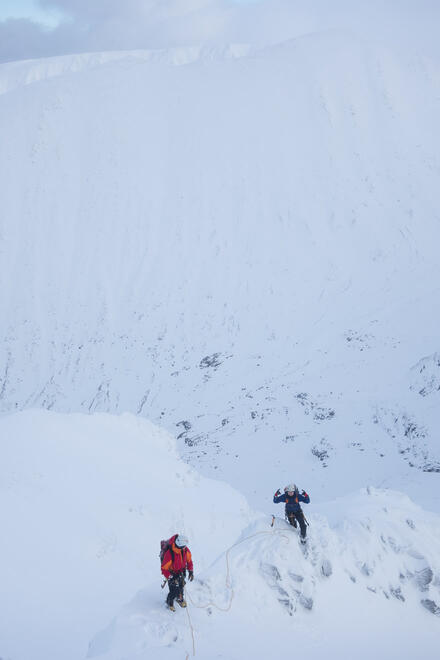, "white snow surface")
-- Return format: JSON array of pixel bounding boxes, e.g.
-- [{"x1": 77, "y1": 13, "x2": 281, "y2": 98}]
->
[
  {"x1": 0, "y1": 36, "x2": 439, "y2": 515},
  {"x1": 0, "y1": 410, "x2": 255, "y2": 660},
  {"x1": 1, "y1": 26, "x2": 440, "y2": 660},
  {"x1": 1, "y1": 410, "x2": 439, "y2": 660}
]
